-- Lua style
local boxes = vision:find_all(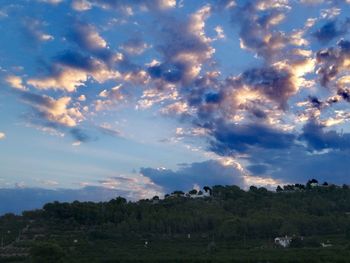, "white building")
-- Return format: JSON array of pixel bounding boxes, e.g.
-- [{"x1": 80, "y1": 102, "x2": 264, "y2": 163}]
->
[{"x1": 274, "y1": 236, "x2": 292, "y2": 248}]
